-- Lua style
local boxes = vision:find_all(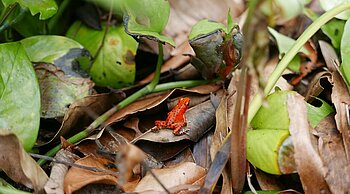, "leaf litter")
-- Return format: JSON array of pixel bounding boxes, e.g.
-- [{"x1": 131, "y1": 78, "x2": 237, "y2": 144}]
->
[{"x1": 3, "y1": 0, "x2": 350, "y2": 193}]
